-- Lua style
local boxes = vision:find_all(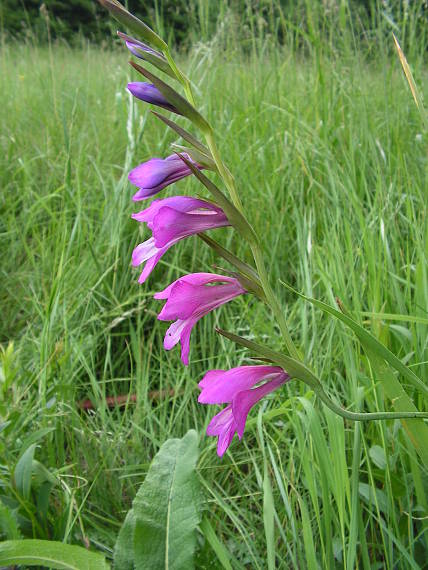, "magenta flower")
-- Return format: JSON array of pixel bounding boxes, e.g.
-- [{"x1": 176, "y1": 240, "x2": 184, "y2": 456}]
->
[
  {"x1": 129, "y1": 154, "x2": 202, "y2": 201},
  {"x1": 198, "y1": 366, "x2": 290, "y2": 456},
  {"x1": 154, "y1": 273, "x2": 246, "y2": 365},
  {"x1": 132, "y1": 197, "x2": 230, "y2": 283},
  {"x1": 128, "y1": 82, "x2": 179, "y2": 113}
]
